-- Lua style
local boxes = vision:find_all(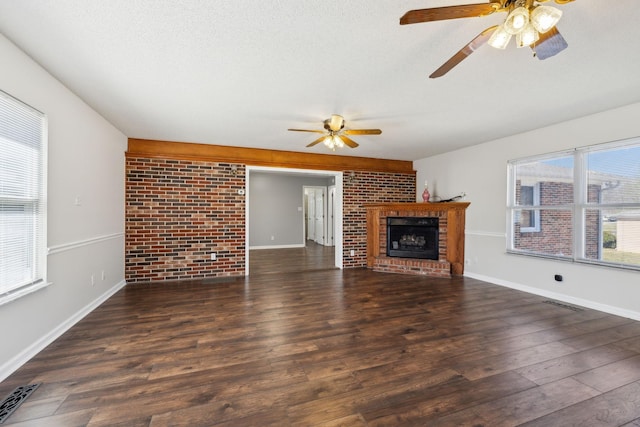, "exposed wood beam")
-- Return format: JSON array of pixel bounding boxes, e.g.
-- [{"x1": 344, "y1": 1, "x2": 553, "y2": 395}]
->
[{"x1": 127, "y1": 138, "x2": 415, "y2": 174}]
